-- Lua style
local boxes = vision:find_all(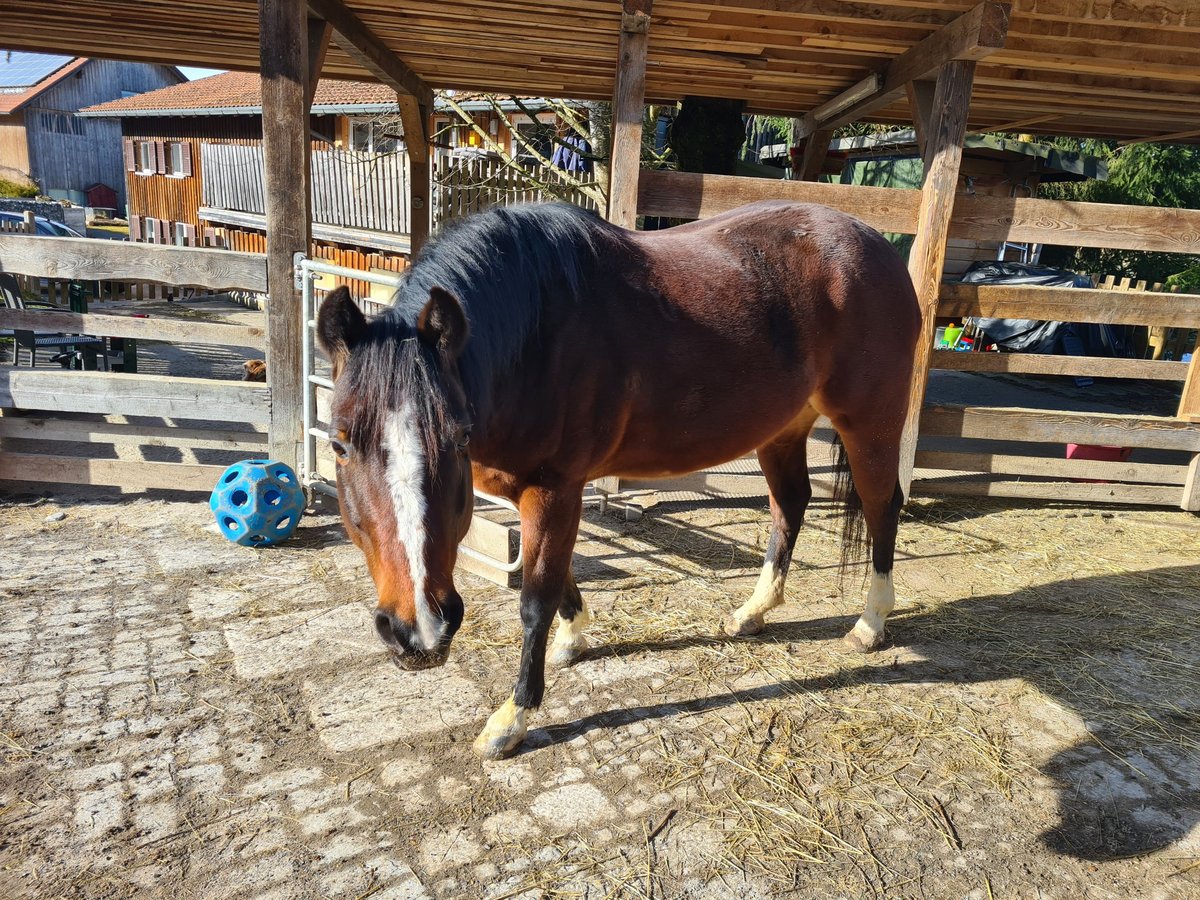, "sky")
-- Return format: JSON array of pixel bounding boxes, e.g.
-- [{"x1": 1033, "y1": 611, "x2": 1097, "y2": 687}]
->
[{"x1": 178, "y1": 66, "x2": 225, "y2": 81}]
